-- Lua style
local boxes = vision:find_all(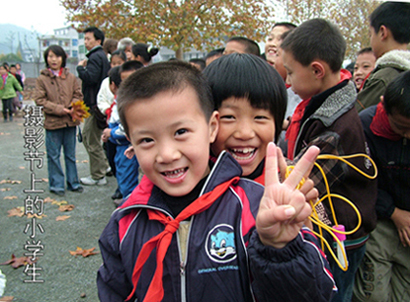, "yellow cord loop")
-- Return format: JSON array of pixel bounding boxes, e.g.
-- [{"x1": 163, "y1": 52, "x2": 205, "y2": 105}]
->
[{"x1": 285, "y1": 153, "x2": 377, "y2": 272}]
